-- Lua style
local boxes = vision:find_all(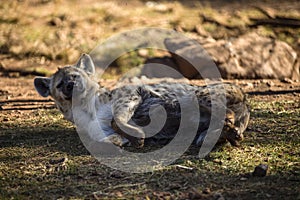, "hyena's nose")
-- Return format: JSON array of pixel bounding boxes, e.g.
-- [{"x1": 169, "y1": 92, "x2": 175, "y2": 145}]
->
[
  {"x1": 63, "y1": 81, "x2": 75, "y2": 100},
  {"x1": 66, "y1": 82, "x2": 74, "y2": 91}
]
